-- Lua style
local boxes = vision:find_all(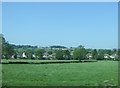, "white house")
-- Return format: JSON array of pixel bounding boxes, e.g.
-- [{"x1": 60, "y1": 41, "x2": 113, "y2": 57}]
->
[
  {"x1": 110, "y1": 54, "x2": 117, "y2": 59},
  {"x1": 22, "y1": 52, "x2": 27, "y2": 58},
  {"x1": 33, "y1": 54, "x2": 36, "y2": 58},
  {"x1": 104, "y1": 54, "x2": 110, "y2": 59},
  {"x1": 86, "y1": 53, "x2": 92, "y2": 59},
  {"x1": 11, "y1": 55, "x2": 15, "y2": 59}
]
